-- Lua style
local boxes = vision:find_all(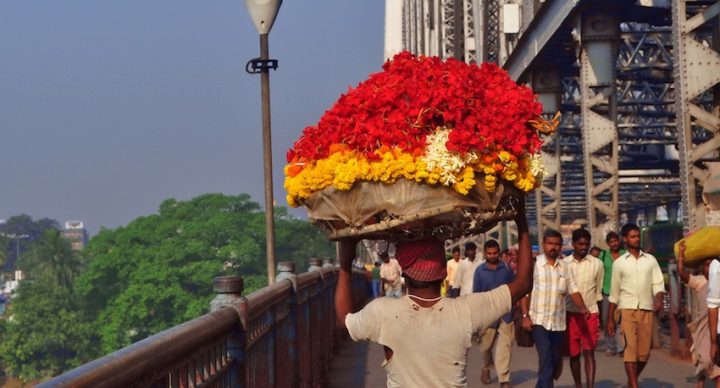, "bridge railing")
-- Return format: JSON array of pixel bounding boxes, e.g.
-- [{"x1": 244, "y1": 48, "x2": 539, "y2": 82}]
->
[{"x1": 40, "y1": 265, "x2": 369, "y2": 388}]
